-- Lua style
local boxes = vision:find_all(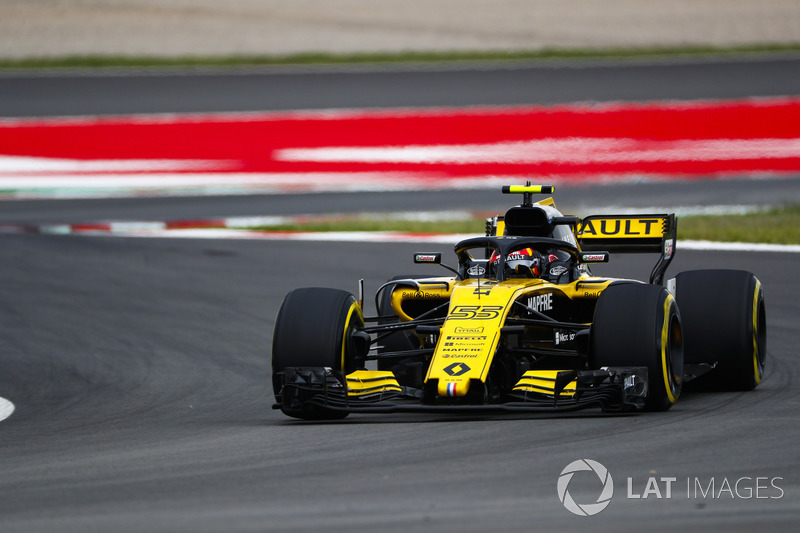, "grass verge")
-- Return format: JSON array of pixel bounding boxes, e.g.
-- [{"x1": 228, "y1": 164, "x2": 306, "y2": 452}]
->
[
  {"x1": 678, "y1": 205, "x2": 800, "y2": 244},
  {"x1": 261, "y1": 219, "x2": 483, "y2": 235},
  {"x1": 245, "y1": 205, "x2": 800, "y2": 245},
  {"x1": 2, "y1": 43, "x2": 800, "y2": 70}
]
